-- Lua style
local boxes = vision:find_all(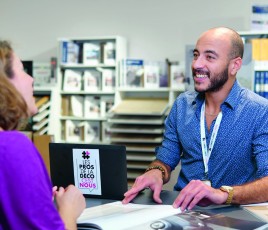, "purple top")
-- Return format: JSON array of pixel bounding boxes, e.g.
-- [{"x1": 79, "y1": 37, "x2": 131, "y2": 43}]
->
[{"x1": 0, "y1": 131, "x2": 65, "y2": 229}]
